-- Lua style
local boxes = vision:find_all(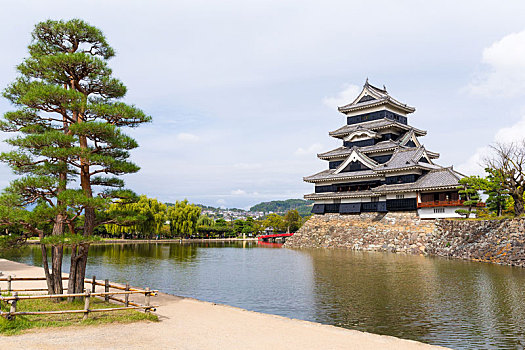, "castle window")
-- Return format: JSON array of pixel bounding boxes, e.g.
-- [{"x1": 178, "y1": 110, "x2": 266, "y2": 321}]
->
[
  {"x1": 433, "y1": 208, "x2": 445, "y2": 214},
  {"x1": 396, "y1": 194, "x2": 405, "y2": 199},
  {"x1": 371, "y1": 197, "x2": 379, "y2": 202}
]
